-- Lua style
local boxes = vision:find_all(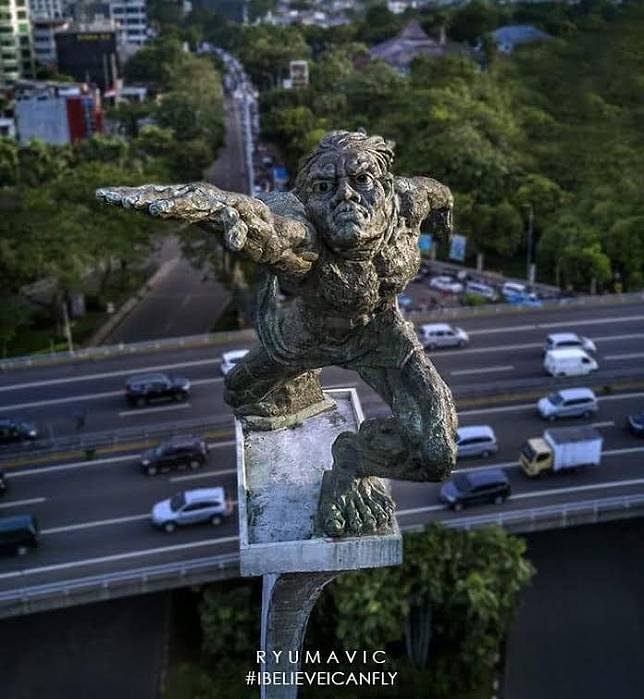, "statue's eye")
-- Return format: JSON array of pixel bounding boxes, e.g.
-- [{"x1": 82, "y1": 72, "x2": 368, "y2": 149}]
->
[
  {"x1": 354, "y1": 173, "x2": 372, "y2": 186},
  {"x1": 312, "y1": 181, "x2": 332, "y2": 194}
]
